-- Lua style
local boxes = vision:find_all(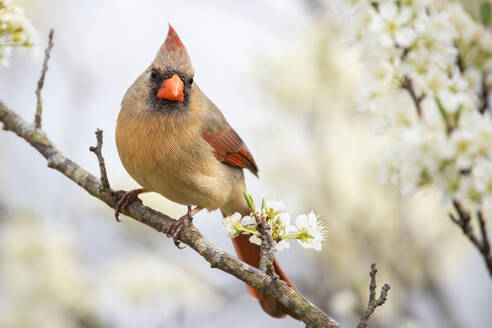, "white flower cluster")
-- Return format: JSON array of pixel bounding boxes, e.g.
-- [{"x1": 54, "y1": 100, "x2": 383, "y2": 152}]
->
[
  {"x1": 349, "y1": 0, "x2": 492, "y2": 214},
  {"x1": 0, "y1": 0, "x2": 39, "y2": 66},
  {"x1": 223, "y1": 197, "x2": 326, "y2": 251}
]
